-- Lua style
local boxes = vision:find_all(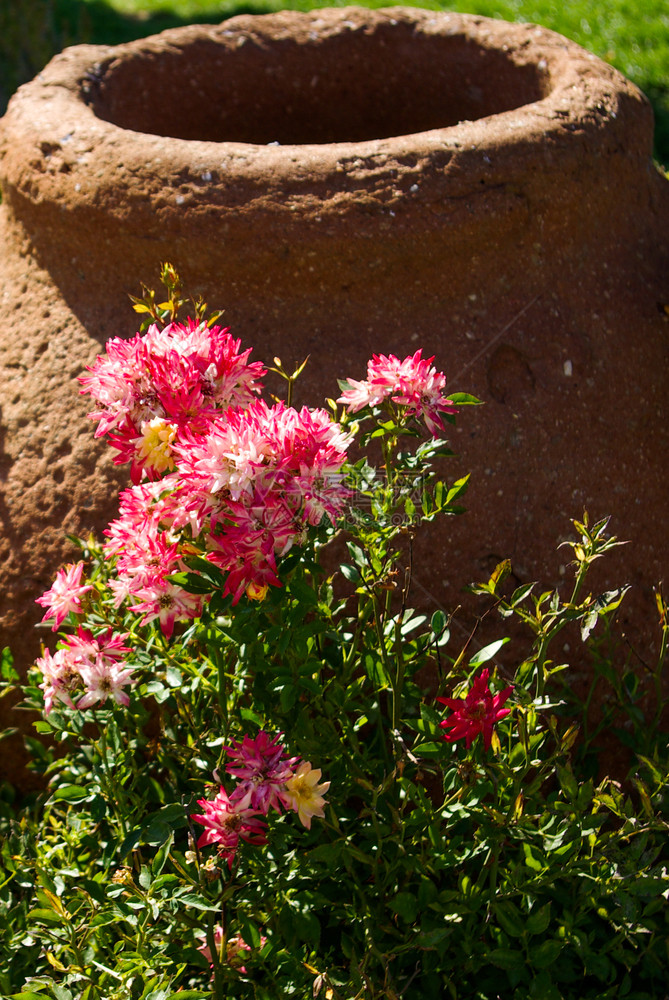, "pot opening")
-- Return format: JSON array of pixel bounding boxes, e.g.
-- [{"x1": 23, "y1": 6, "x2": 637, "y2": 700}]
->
[{"x1": 89, "y1": 21, "x2": 547, "y2": 144}]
